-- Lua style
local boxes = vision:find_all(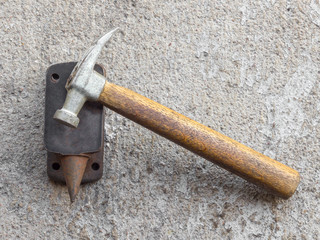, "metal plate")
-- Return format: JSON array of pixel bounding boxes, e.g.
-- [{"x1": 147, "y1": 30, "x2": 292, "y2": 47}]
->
[
  {"x1": 47, "y1": 151, "x2": 104, "y2": 184},
  {"x1": 45, "y1": 62, "x2": 105, "y2": 183},
  {"x1": 44, "y1": 62, "x2": 105, "y2": 155}
]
